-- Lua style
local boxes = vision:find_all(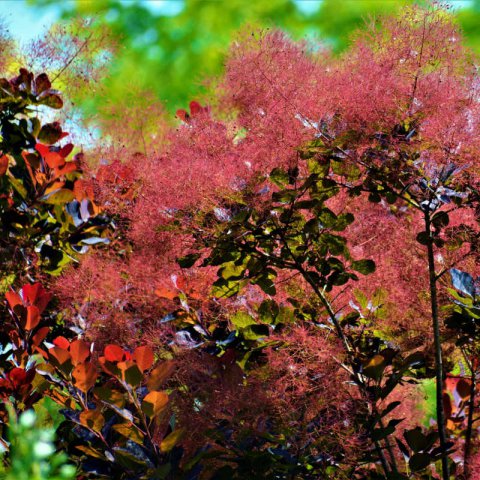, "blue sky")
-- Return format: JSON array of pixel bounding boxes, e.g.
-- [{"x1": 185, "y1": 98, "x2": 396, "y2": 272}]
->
[
  {"x1": 0, "y1": 1, "x2": 185, "y2": 44},
  {"x1": 0, "y1": 1, "x2": 58, "y2": 44}
]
